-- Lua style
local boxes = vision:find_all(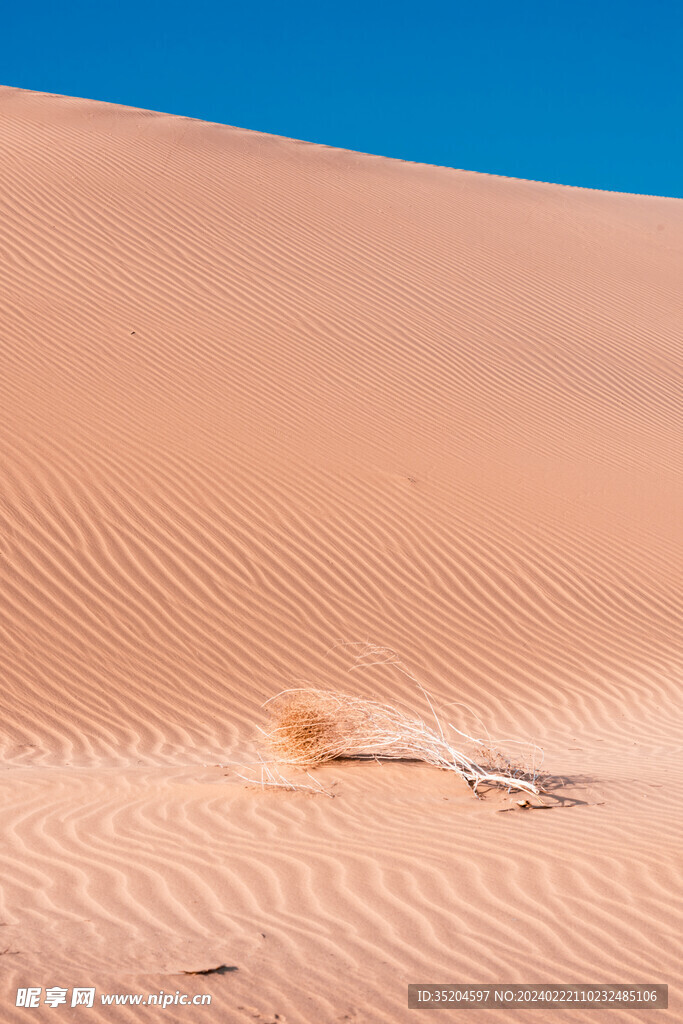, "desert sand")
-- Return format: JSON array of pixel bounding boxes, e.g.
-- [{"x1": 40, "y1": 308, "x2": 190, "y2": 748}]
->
[{"x1": 0, "y1": 86, "x2": 681, "y2": 1022}]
